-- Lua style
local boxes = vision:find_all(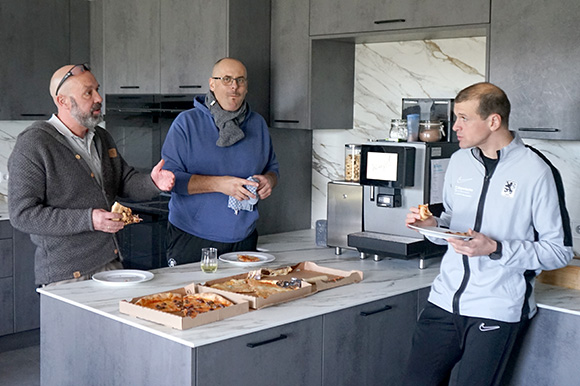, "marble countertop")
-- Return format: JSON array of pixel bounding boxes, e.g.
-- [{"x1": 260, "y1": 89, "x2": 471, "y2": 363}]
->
[
  {"x1": 37, "y1": 229, "x2": 439, "y2": 349},
  {"x1": 0, "y1": 198, "x2": 8, "y2": 220},
  {"x1": 36, "y1": 229, "x2": 580, "y2": 349}
]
